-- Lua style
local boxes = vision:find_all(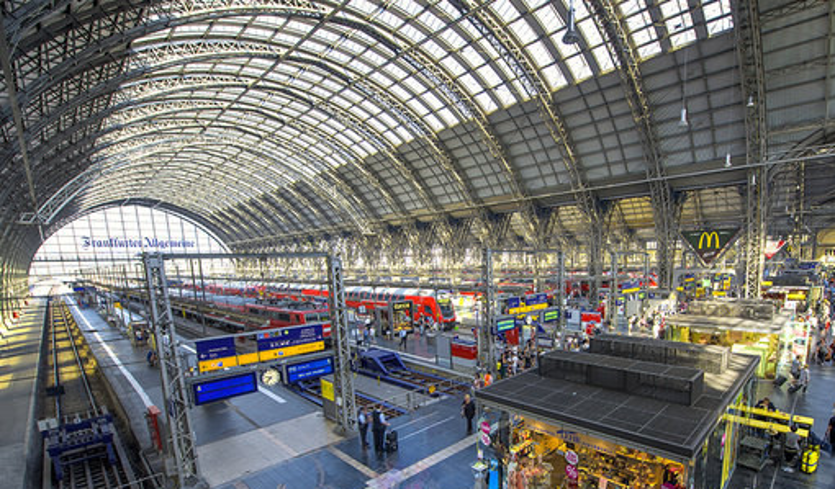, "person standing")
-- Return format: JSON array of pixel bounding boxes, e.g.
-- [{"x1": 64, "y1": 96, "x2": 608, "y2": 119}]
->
[
  {"x1": 398, "y1": 328, "x2": 408, "y2": 350},
  {"x1": 358, "y1": 407, "x2": 370, "y2": 449},
  {"x1": 825, "y1": 405, "x2": 835, "y2": 455},
  {"x1": 371, "y1": 407, "x2": 389, "y2": 453},
  {"x1": 798, "y1": 364, "x2": 811, "y2": 393},
  {"x1": 791, "y1": 355, "x2": 802, "y2": 380},
  {"x1": 462, "y1": 394, "x2": 476, "y2": 434}
]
